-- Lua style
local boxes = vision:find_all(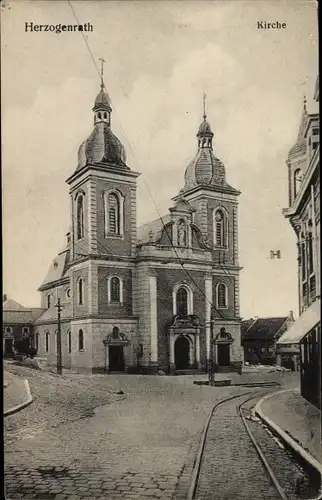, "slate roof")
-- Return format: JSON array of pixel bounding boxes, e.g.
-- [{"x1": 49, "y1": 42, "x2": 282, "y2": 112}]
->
[
  {"x1": 34, "y1": 303, "x2": 72, "y2": 324},
  {"x1": 241, "y1": 317, "x2": 288, "y2": 341},
  {"x1": 137, "y1": 214, "x2": 171, "y2": 244},
  {"x1": 40, "y1": 250, "x2": 70, "y2": 289},
  {"x1": 3, "y1": 299, "x2": 45, "y2": 325}
]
